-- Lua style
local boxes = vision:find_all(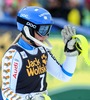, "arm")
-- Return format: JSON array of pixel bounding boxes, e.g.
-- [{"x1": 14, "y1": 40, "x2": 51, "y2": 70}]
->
[
  {"x1": 46, "y1": 25, "x2": 80, "y2": 82},
  {"x1": 46, "y1": 51, "x2": 77, "y2": 82},
  {"x1": 2, "y1": 48, "x2": 22, "y2": 100}
]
